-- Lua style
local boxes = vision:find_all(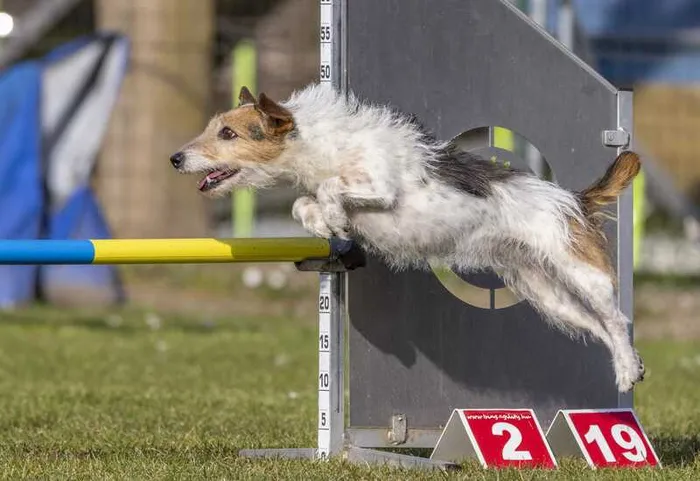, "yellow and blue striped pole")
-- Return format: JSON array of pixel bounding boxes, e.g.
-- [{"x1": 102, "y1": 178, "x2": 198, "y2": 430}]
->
[{"x1": 0, "y1": 238, "x2": 335, "y2": 265}]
